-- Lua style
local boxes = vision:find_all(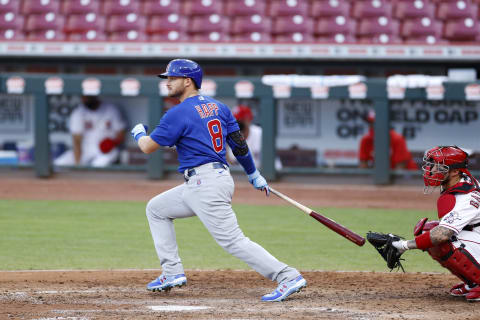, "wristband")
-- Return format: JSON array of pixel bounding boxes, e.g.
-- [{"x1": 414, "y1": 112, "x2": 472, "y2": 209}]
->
[
  {"x1": 134, "y1": 132, "x2": 146, "y2": 142},
  {"x1": 415, "y1": 231, "x2": 433, "y2": 250}
]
